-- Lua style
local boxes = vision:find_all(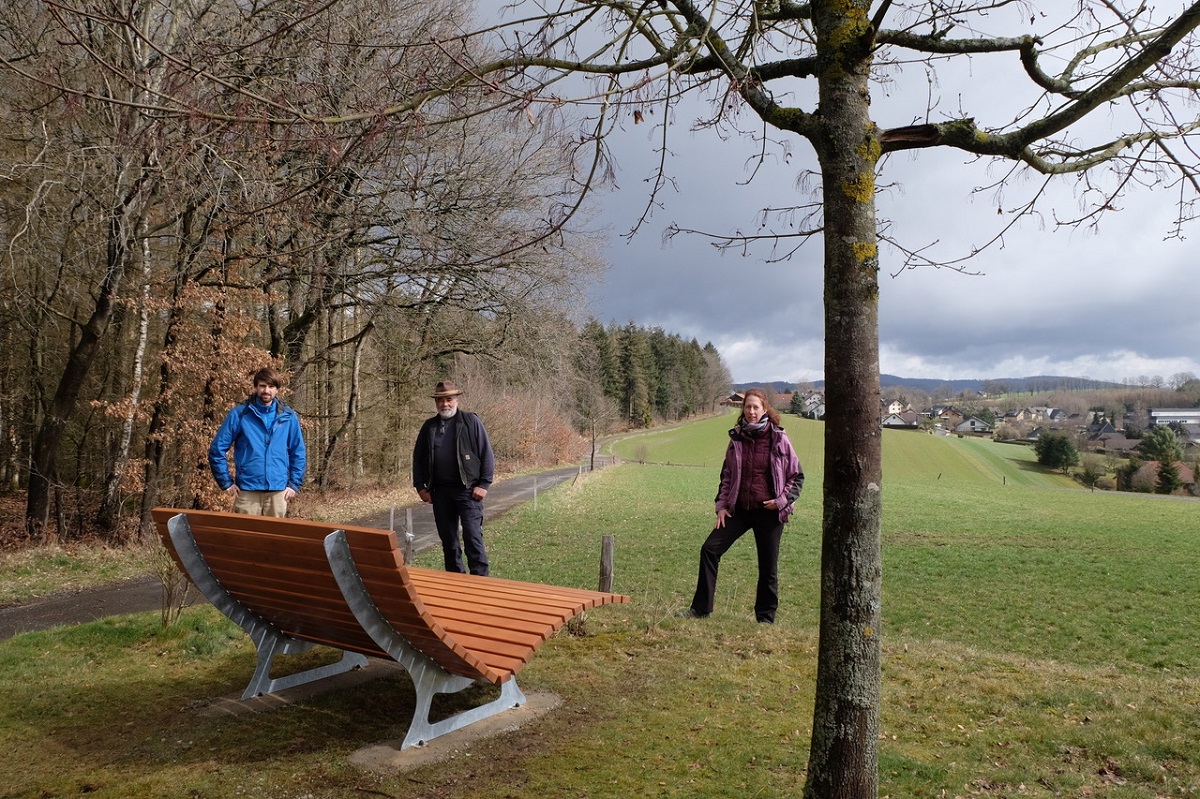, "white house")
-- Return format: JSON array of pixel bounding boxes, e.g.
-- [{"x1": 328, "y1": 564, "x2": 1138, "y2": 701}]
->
[
  {"x1": 954, "y1": 417, "x2": 993, "y2": 434},
  {"x1": 882, "y1": 410, "x2": 922, "y2": 429}
]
